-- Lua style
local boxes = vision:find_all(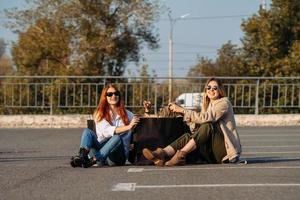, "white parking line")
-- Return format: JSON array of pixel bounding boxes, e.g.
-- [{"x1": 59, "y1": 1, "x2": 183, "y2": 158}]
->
[
  {"x1": 243, "y1": 151, "x2": 300, "y2": 154},
  {"x1": 112, "y1": 183, "x2": 136, "y2": 191},
  {"x1": 240, "y1": 134, "x2": 300, "y2": 137},
  {"x1": 127, "y1": 165, "x2": 300, "y2": 173},
  {"x1": 241, "y1": 130, "x2": 300, "y2": 133},
  {"x1": 241, "y1": 139, "x2": 300, "y2": 142},
  {"x1": 111, "y1": 183, "x2": 300, "y2": 191},
  {"x1": 243, "y1": 145, "x2": 300, "y2": 148}
]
